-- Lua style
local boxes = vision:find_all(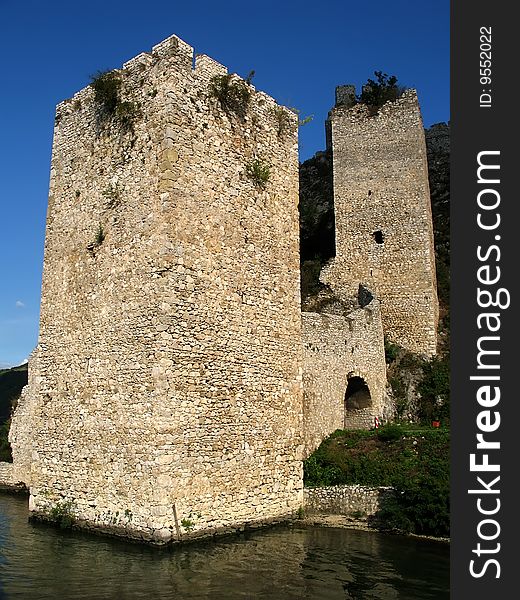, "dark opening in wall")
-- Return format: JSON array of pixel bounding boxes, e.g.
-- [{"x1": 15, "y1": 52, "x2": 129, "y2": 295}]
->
[
  {"x1": 373, "y1": 230, "x2": 384, "y2": 244},
  {"x1": 344, "y1": 376, "x2": 372, "y2": 411}
]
